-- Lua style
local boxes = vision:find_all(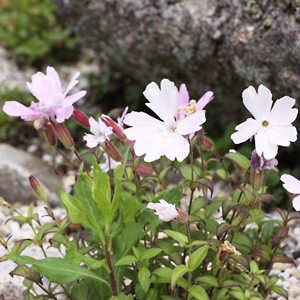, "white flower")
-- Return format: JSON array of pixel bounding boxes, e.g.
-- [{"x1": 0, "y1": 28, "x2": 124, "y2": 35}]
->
[
  {"x1": 231, "y1": 85, "x2": 298, "y2": 159},
  {"x1": 99, "y1": 153, "x2": 121, "y2": 172},
  {"x1": 123, "y1": 79, "x2": 206, "y2": 162},
  {"x1": 281, "y1": 174, "x2": 300, "y2": 211},
  {"x1": 83, "y1": 117, "x2": 112, "y2": 148},
  {"x1": 147, "y1": 200, "x2": 178, "y2": 222}
]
